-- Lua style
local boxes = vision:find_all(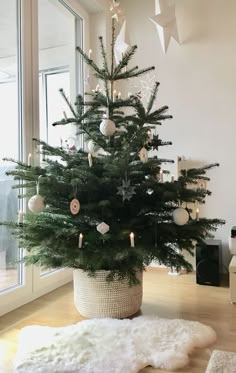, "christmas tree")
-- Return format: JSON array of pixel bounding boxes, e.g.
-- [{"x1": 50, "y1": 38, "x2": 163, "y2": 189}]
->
[{"x1": 1, "y1": 20, "x2": 224, "y2": 285}]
